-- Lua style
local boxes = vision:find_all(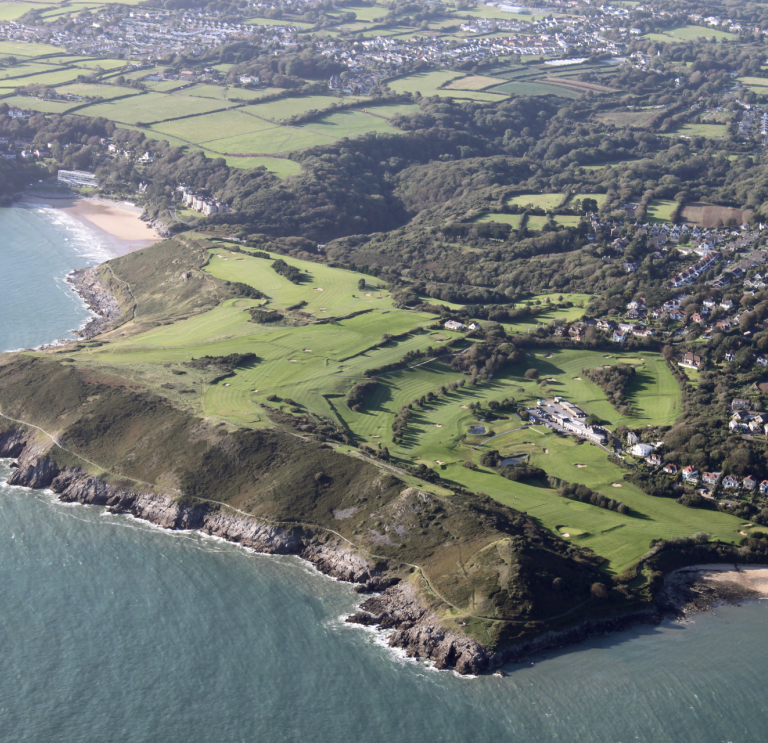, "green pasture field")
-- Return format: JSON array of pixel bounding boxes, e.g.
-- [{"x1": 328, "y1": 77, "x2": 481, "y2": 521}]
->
[
  {"x1": 0, "y1": 62, "x2": 68, "y2": 79},
  {"x1": 202, "y1": 108, "x2": 400, "y2": 155},
  {"x1": 662, "y1": 122, "x2": 728, "y2": 139},
  {"x1": 507, "y1": 192, "x2": 564, "y2": 209},
  {"x1": 0, "y1": 95, "x2": 75, "y2": 113},
  {"x1": 56, "y1": 83, "x2": 143, "y2": 100},
  {"x1": 299, "y1": 108, "x2": 399, "y2": 138},
  {"x1": 245, "y1": 95, "x2": 366, "y2": 121},
  {"x1": 0, "y1": 40, "x2": 64, "y2": 57},
  {"x1": 646, "y1": 199, "x2": 678, "y2": 224},
  {"x1": 77, "y1": 92, "x2": 236, "y2": 125},
  {"x1": 243, "y1": 16, "x2": 316, "y2": 28},
  {"x1": 0, "y1": 3, "x2": 36, "y2": 20},
  {"x1": 151, "y1": 109, "x2": 277, "y2": 144},
  {"x1": 594, "y1": 108, "x2": 658, "y2": 127},
  {"x1": 207, "y1": 154, "x2": 302, "y2": 177},
  {"x1": 346, "y1": 4, "x2": 387, "y2": 21},
  {"x1": 2, "y1": 67, "x2": 80, "y2": 86},
  {"x1": 70, "y1": 58, "x2": 128, "y2": 71},
  {"x1": 356, "y1": 102, "x2": 421, "y2": 118},
  {"x1": 144, "y1": 80, "x2": 192, "y2": 92},
  {"x1": 526, "y1": 215, "x2": 578, "y2": 230},
  {"x1": 643, "y1": 24, "x2": 735, "y2": 43},
  {"x1": 387, "y1": 70, "x2": 508, "y2": 101},
  {"x1": 116, "y1": 124, "x2": 189, "y2": 149},
  {"x1": 185, "y1": 84, "x2": 283, "y2": 101},
  {"x1": 568, "y1": 192, "x2": 608, "y2": 207},
  {"x1": 475, "y1": 213, "x2": 522, "y2": 227},
  {"x1": 202, "y1": 126, "x2": 334, "y2": 156}
]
